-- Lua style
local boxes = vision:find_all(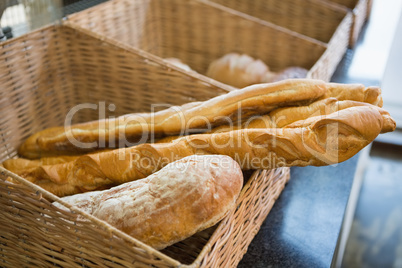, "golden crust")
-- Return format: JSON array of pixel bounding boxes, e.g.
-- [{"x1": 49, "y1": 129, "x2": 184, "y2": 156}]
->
[
  {"x1": 19, "y1": 79, "x2": 326, "y2": 159},
  {"x1": 8, "y1": 105, "x2": 394, "y2": 197},
  {"x1": 55, "y1": 155, "x2": 243, "y2": 249}
]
